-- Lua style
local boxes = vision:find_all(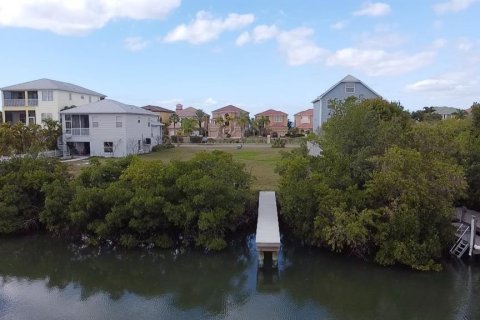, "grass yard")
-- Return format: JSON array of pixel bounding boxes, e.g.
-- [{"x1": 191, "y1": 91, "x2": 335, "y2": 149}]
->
[{"x1": 140, "y1": 144, "x2": 295, "y2": 190}]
